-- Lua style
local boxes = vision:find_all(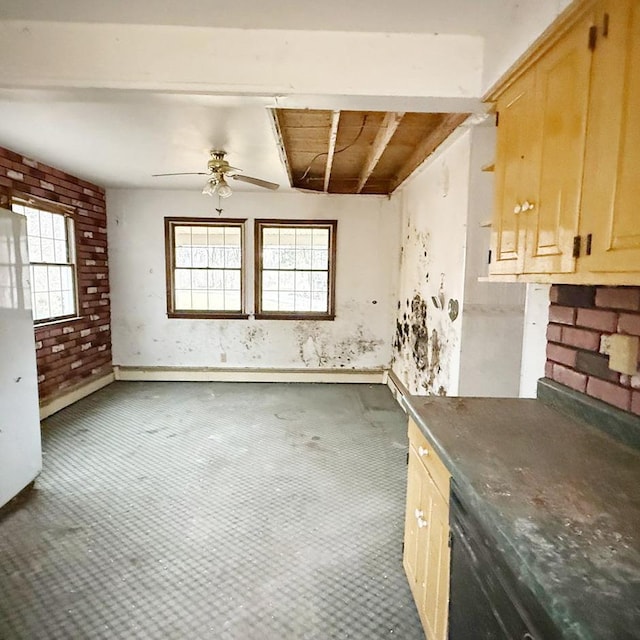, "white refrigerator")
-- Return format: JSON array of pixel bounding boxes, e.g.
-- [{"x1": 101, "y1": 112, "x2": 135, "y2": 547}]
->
[{"x1": 0, "y1": 206, "x2": 42, "y2": 509}]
